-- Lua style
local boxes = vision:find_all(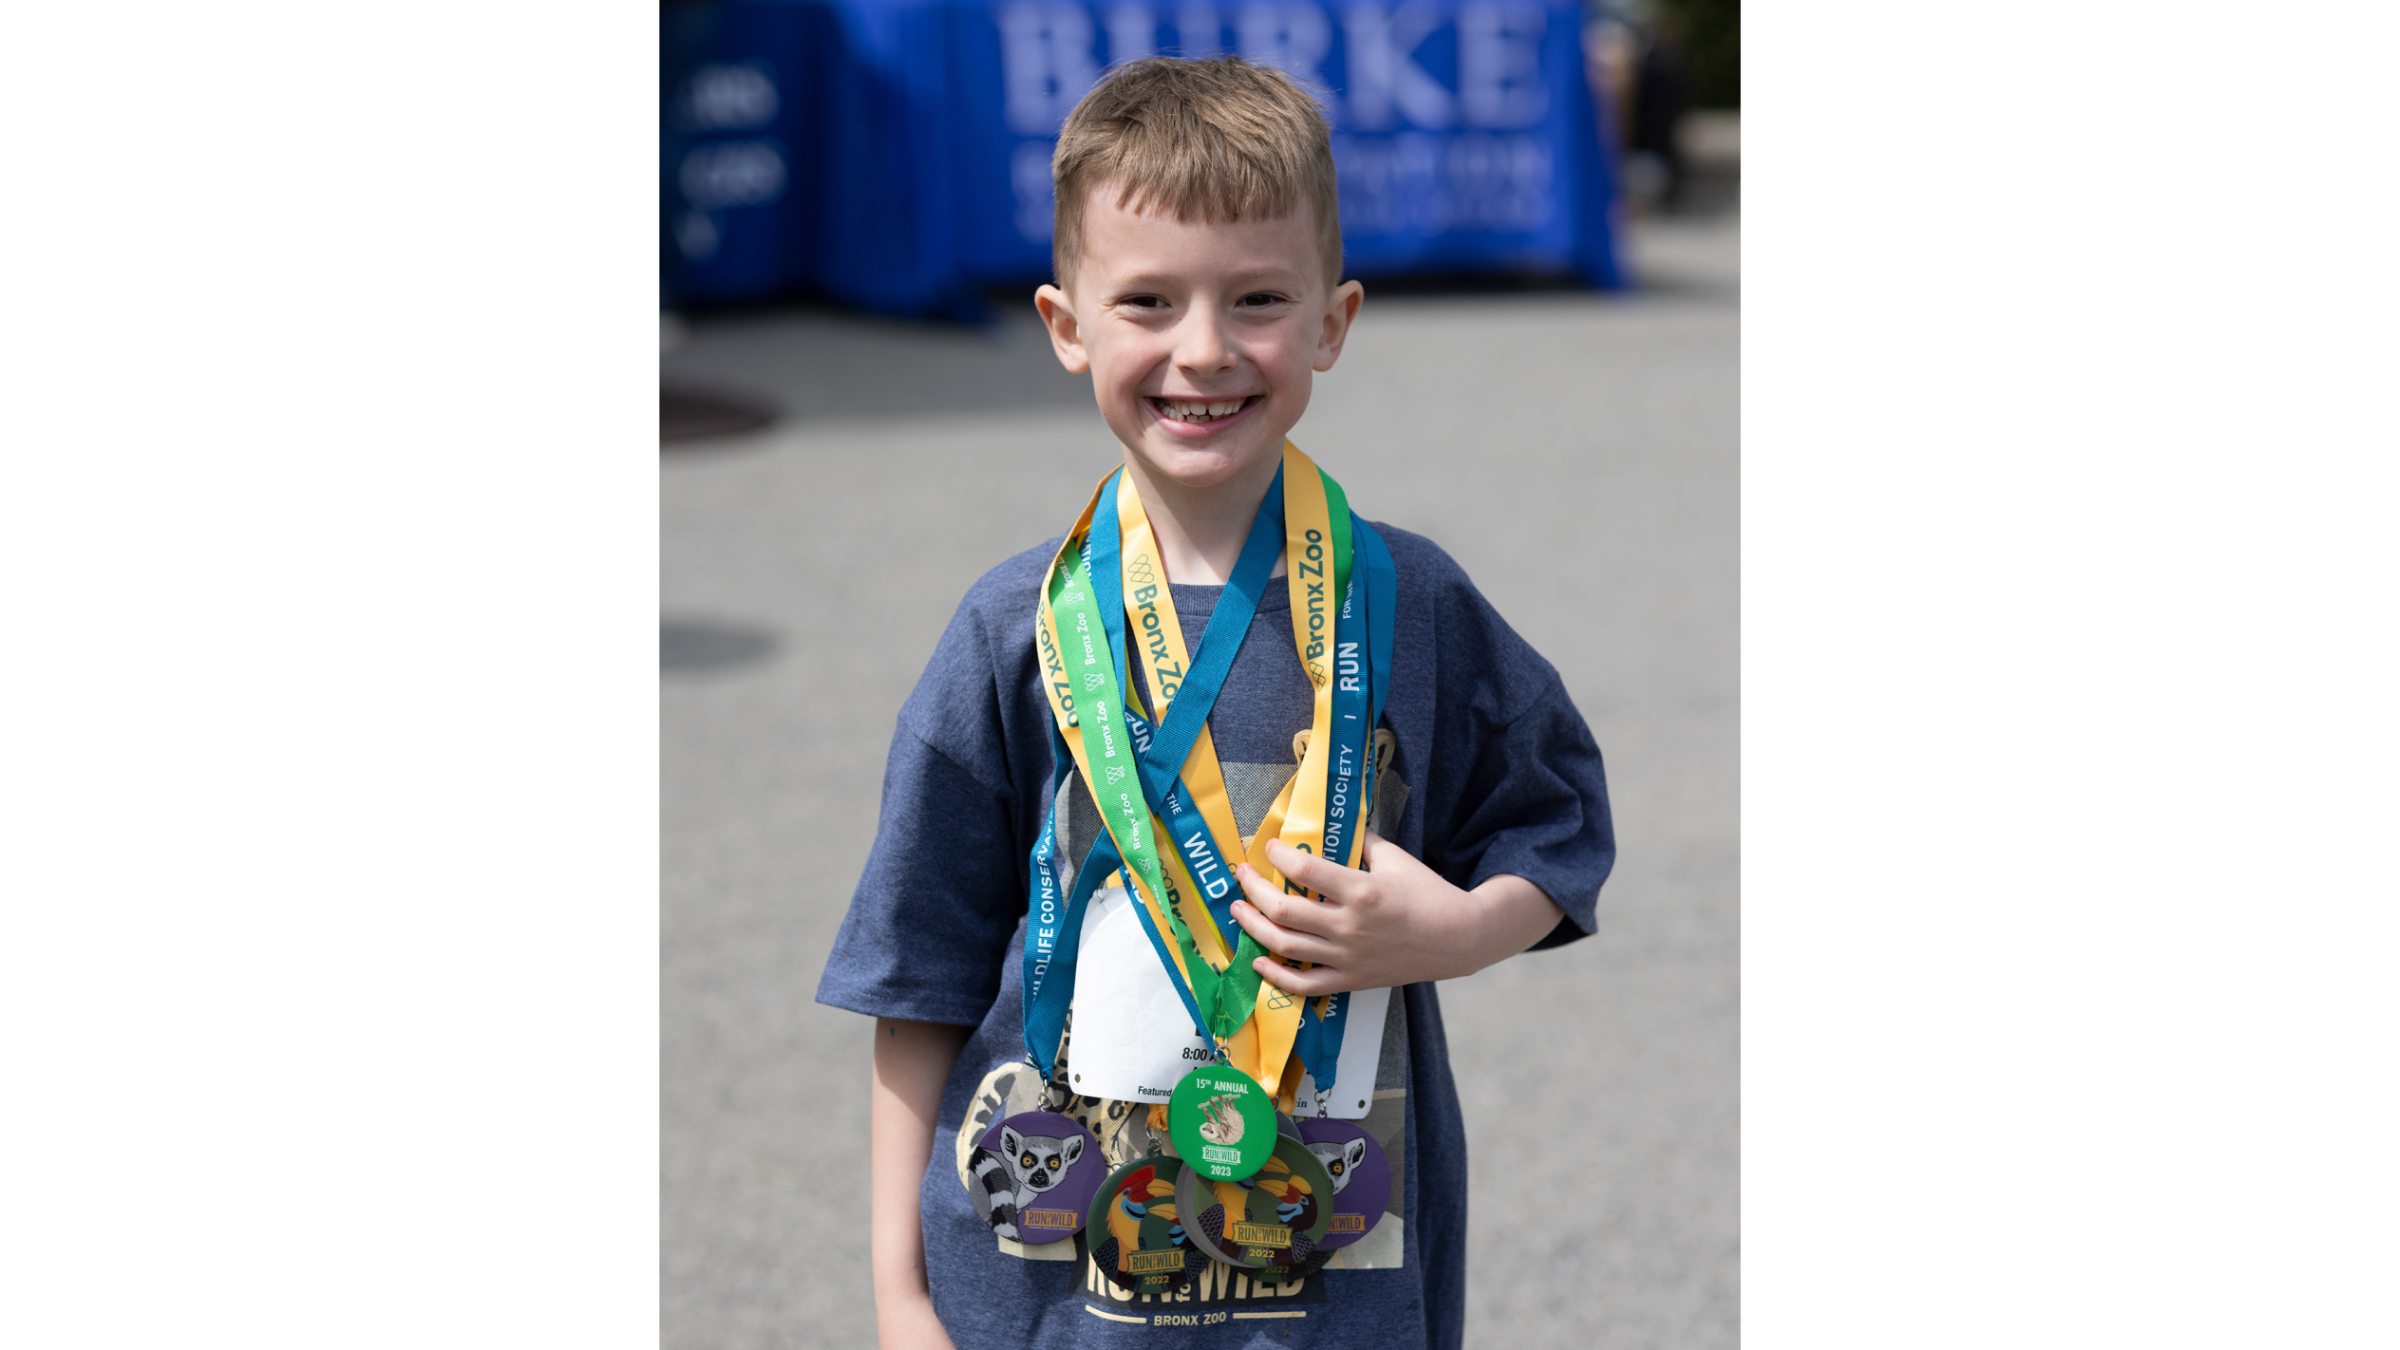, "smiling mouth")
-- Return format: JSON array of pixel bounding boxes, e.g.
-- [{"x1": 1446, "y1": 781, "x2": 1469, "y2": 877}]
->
[{"x1": 1149, "y1": 395, "x2": 1262, "y2": 425}]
